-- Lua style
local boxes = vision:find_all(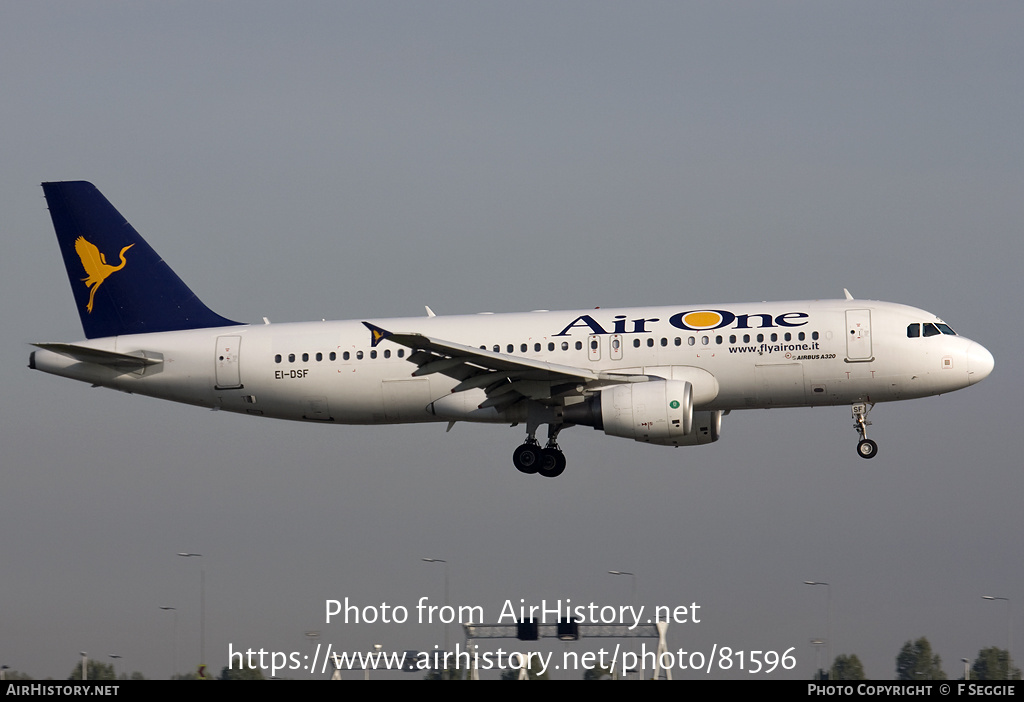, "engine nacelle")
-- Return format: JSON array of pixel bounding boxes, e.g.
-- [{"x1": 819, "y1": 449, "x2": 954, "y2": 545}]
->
[
  {"x1": 602, "y1": 380, "x2": 691, "y2": 444},
  {"x1": 558, "y1": 380, "x2": 675, "y2": 445},
  {"x1": 563, "y1": 380, "x2": 724, "y2": 446}
]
